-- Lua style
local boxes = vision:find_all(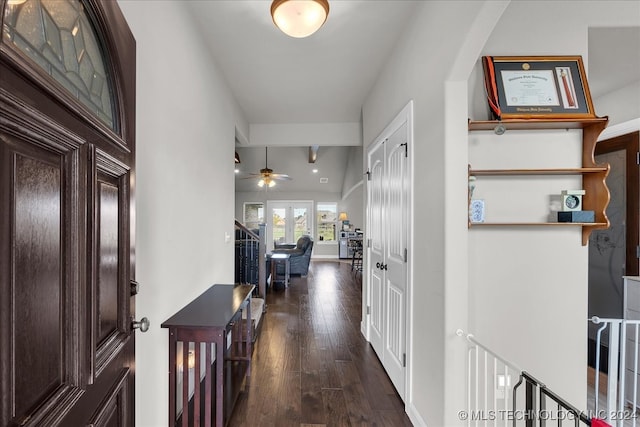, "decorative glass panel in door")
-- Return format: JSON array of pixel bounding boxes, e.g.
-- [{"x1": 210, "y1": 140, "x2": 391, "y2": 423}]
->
[{"x1": 2, "y1": 0, "x2": 117, "y2": 130}]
